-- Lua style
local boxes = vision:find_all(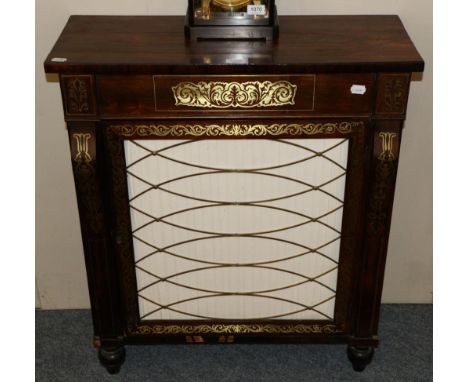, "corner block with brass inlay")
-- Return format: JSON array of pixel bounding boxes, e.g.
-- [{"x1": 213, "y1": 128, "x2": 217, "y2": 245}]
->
[
  {"x1": 376, "y1": 73, "x2": 411, "y2": 115},
  {"x1": 61, "y1": 75, "x2": 97, "y2": 117}
]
